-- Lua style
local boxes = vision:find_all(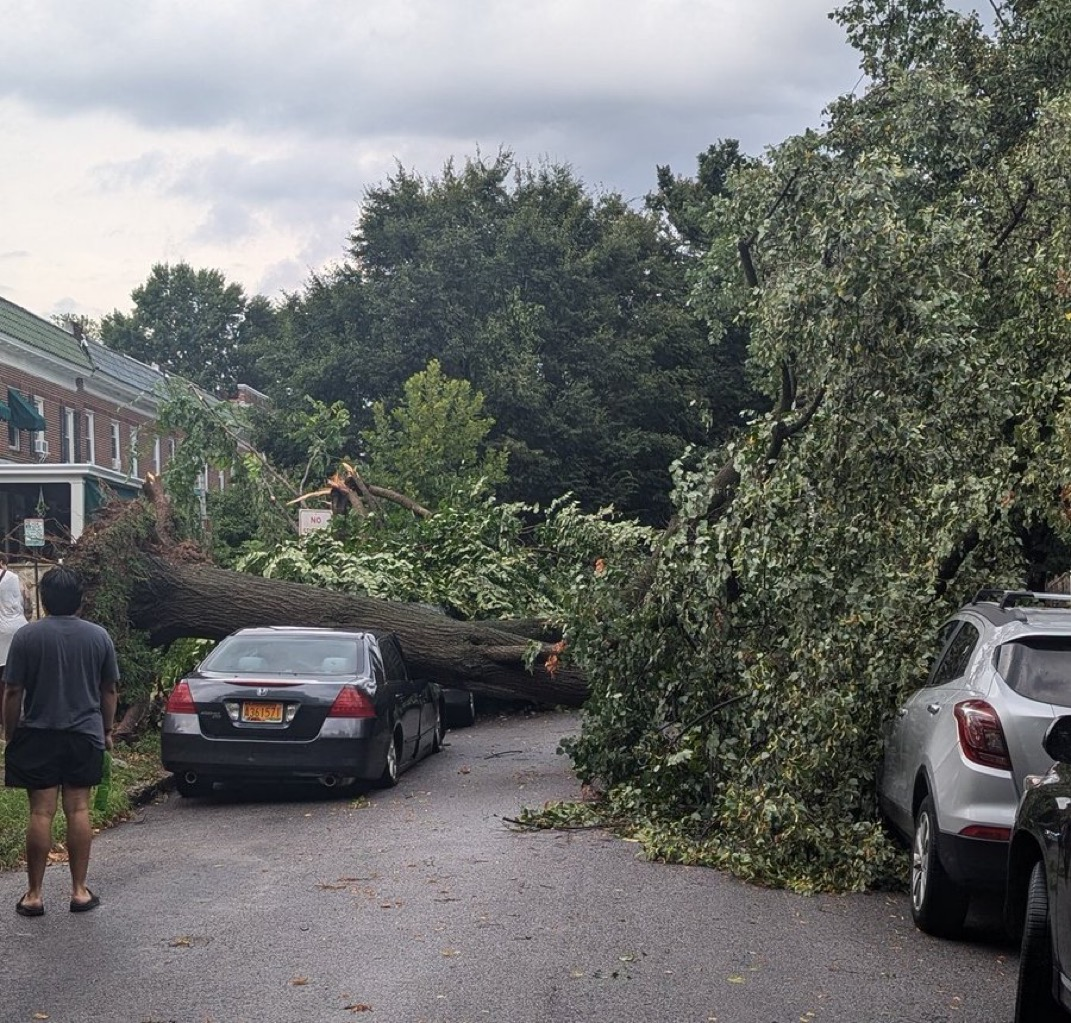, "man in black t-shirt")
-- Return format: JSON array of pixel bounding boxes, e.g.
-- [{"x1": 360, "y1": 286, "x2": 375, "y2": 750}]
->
[{"x1": 3, "y1": 566, "x2": 120, "y2": 917}]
